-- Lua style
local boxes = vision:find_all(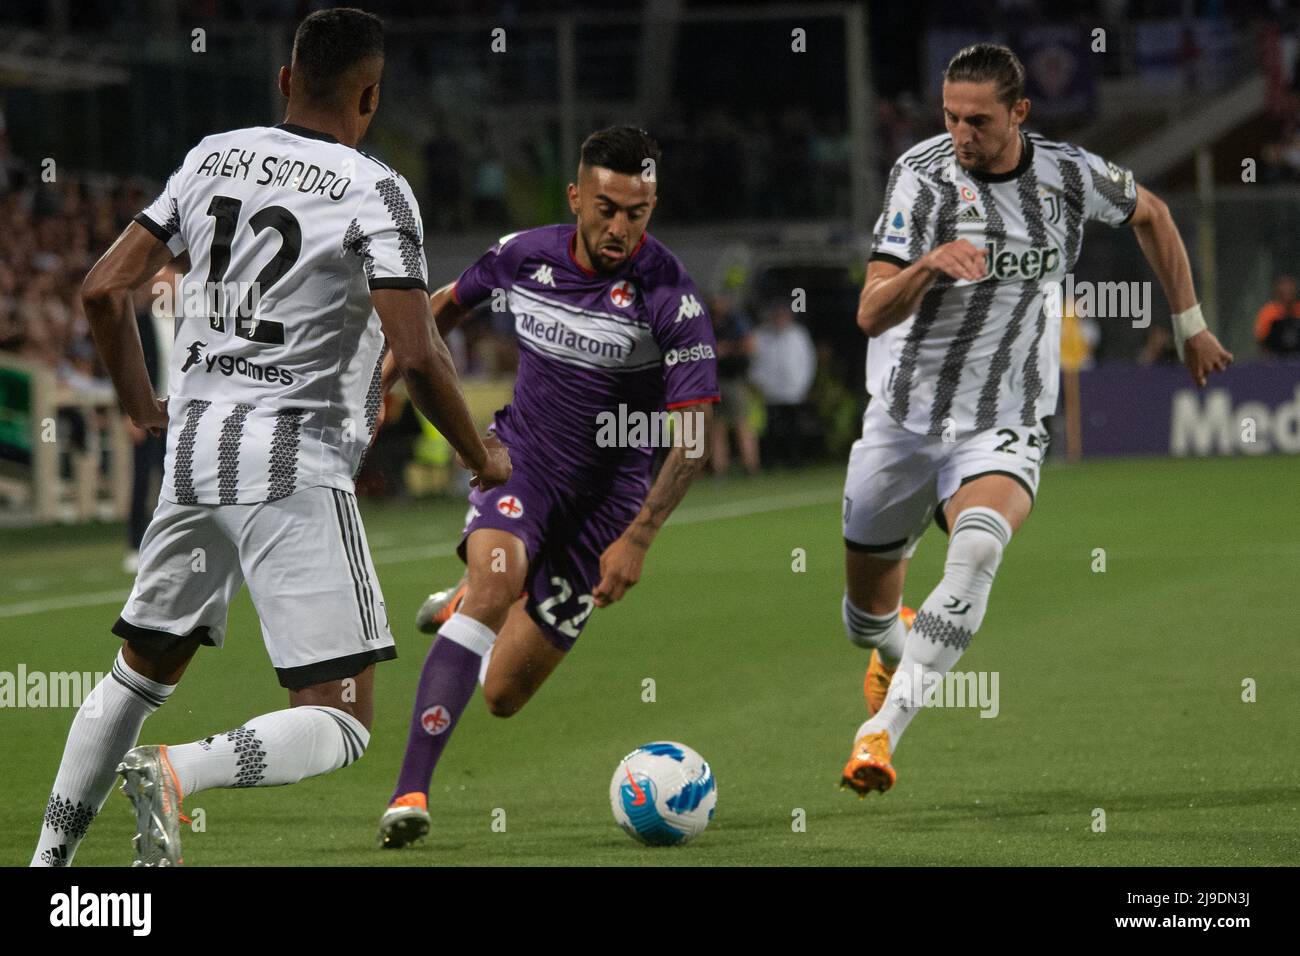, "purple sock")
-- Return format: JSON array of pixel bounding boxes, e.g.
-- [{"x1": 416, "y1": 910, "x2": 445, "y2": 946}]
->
[{"x1": 391, "y1": 613, "x2": 494, "y2": 802}]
